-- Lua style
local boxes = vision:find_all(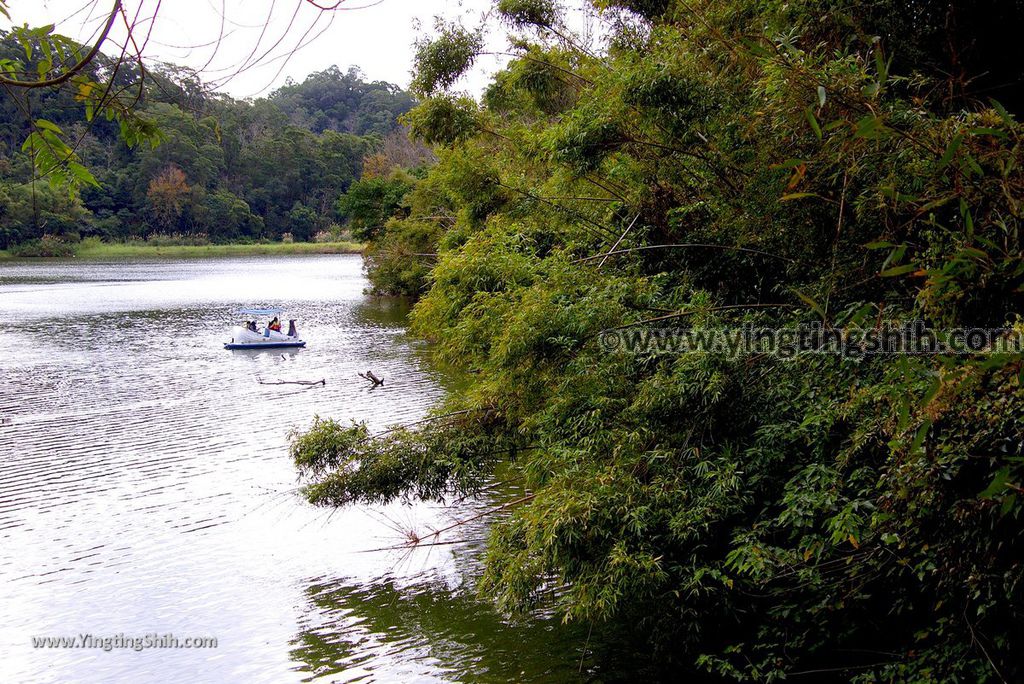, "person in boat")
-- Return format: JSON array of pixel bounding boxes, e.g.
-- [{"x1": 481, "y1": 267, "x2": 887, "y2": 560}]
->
[
  {"x1": 287, "y1": 319, "x2": 297, "y2": 337},
  {"x1": 247, "y1": 320, "x2": 258, "y2": 332},
  {"x1": 268, "y1": 317, "x2": 282, "y2": 332}
]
